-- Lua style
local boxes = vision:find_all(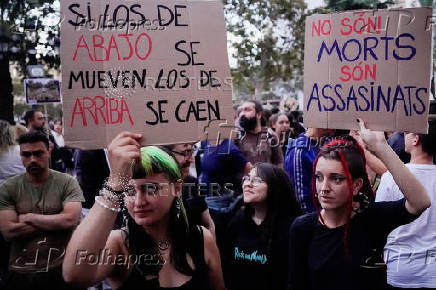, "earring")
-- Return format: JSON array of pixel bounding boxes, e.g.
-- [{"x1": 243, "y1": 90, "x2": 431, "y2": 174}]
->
[{"x1": 175, "y1": 197, "x2": 181, "y2": 219}]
